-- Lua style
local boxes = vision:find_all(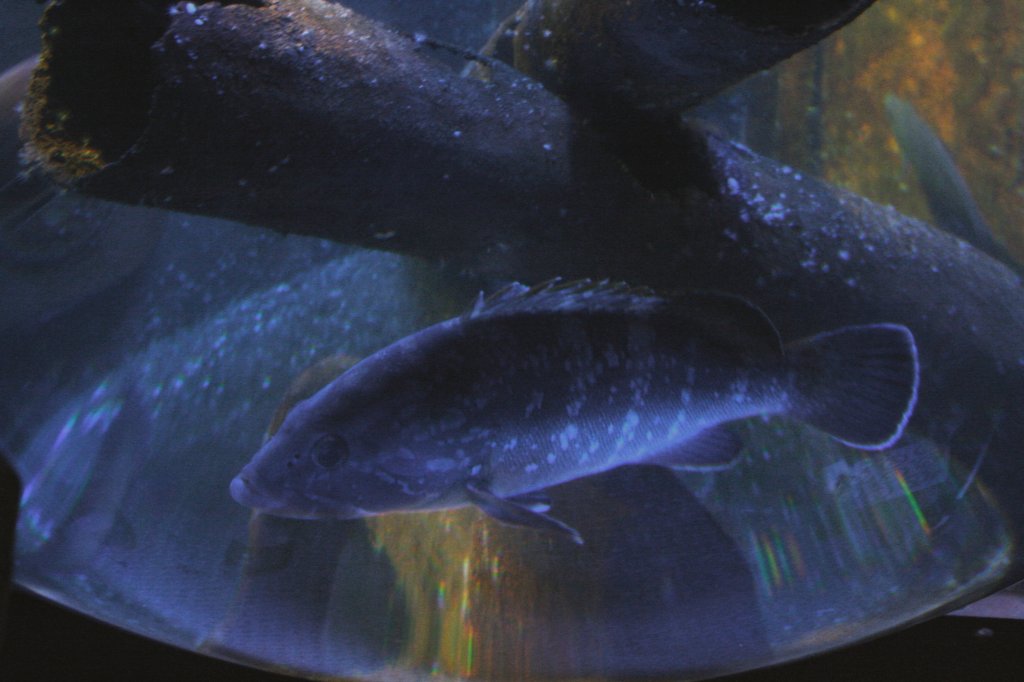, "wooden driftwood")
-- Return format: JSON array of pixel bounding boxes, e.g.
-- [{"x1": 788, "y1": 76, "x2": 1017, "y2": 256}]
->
[
  {"x1": 22, "y1": 0, "x2": 683, "y2": 279},
  {"x1": 18, "y1": 0, "x2": 1024, "y2": 587},
  {"x1": 506, "y1": 0, "x2": 875, "y2": 125}
]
